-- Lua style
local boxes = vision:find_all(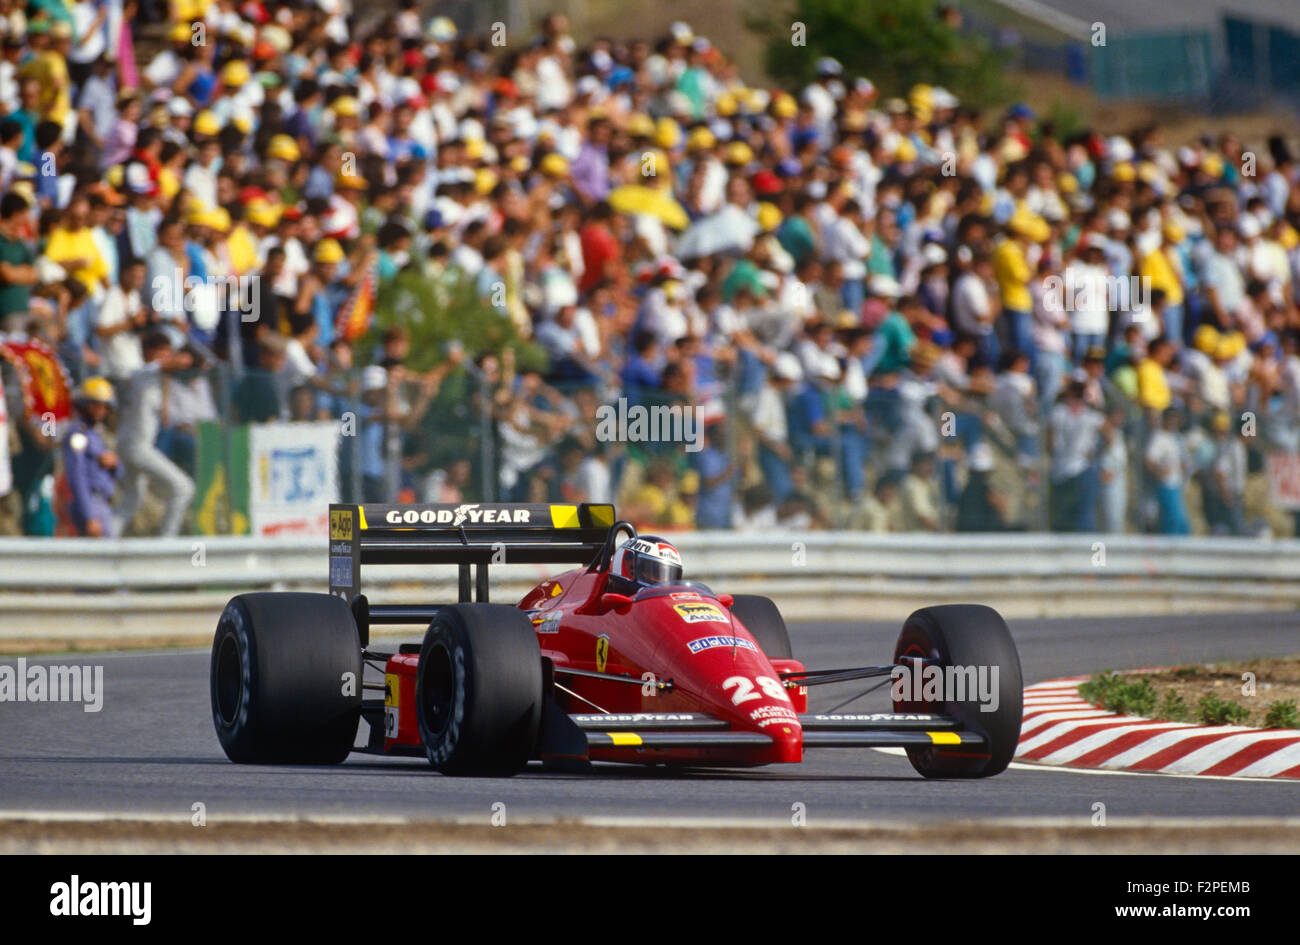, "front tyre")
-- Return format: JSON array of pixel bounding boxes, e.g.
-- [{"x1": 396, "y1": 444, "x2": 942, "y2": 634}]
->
[
  {"x1": 892, "y1": 604, "x2": 1023, "y2": 779},
  {"x1": 416, "y1": 604, "x2": 543, "y2": 776},
  {"x1": 729, "y1": 594, "x2": 793, "y2": 660},
  {"x1": 210, "y1": 592, "x2": 362, "y2": 764}
]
